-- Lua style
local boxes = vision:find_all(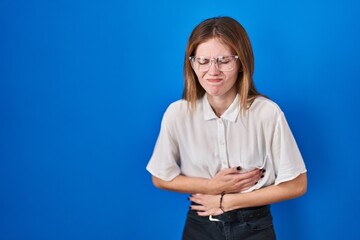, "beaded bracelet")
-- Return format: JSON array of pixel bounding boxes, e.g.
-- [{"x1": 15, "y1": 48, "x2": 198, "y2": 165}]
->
[{"x1": 219, "y1": 192, "x2": 226, "y2": 213}]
